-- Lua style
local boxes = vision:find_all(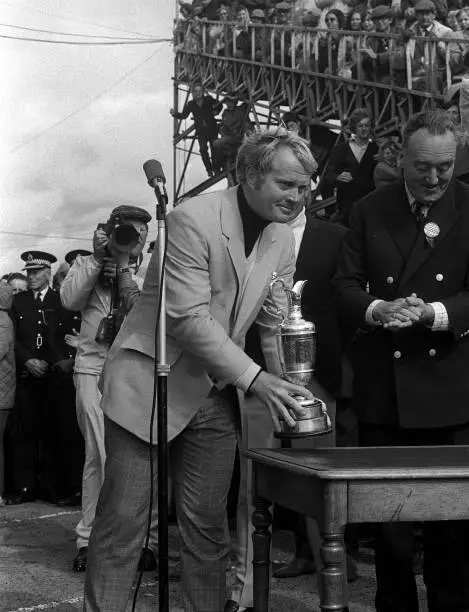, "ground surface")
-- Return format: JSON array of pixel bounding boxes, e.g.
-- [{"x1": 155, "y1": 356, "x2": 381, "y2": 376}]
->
[{"x1": 0, "y1": 501, "x2": 429, "y2": 611}]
